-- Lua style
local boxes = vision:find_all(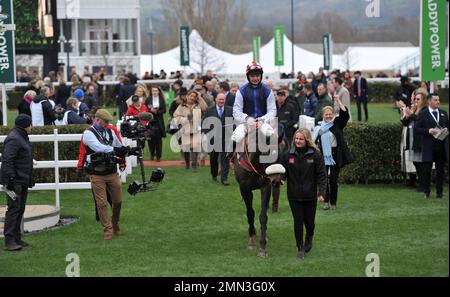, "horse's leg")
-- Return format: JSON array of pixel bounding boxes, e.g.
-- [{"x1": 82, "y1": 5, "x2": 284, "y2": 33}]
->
[
  {"x1": 258, "y1": 185, "x2": 271, "y2": 257},
  {"x1": 240, "y1": 186, "x2": 256, "y2": 250}
]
